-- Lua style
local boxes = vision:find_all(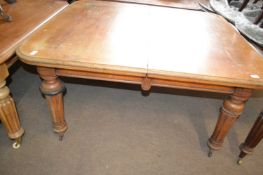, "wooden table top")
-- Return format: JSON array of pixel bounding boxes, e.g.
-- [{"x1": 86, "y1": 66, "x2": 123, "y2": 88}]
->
[
  {"x1": 17, "y1": 0, "x2": 263, "y2": 89},
  {"x1": 0, "y1": 0, "x2": 68, "y2": 64}
]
